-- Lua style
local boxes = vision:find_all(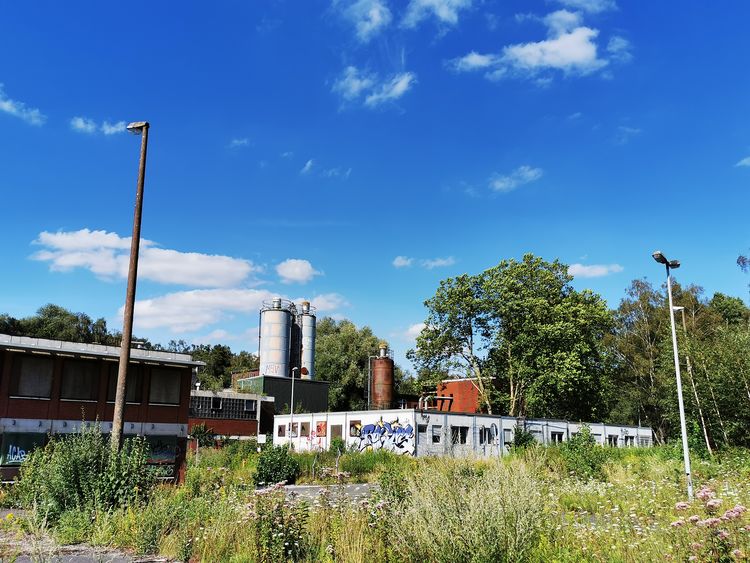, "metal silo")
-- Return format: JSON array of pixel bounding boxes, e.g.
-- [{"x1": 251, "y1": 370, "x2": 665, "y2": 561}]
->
[
  {"x1": 299, "y1": 301, "x2": 316, "y2": 380},
  {"x1": 259, "y1": 298, "x2": 293, "y2": 377}
]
